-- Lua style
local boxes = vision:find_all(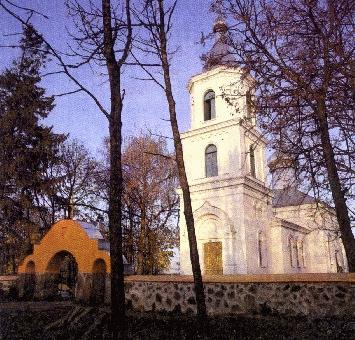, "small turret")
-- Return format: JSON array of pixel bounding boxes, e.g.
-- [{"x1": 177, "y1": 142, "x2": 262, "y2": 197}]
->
[{"x1": 268, "y1": 152, "x2": 297, "y2": 190}]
